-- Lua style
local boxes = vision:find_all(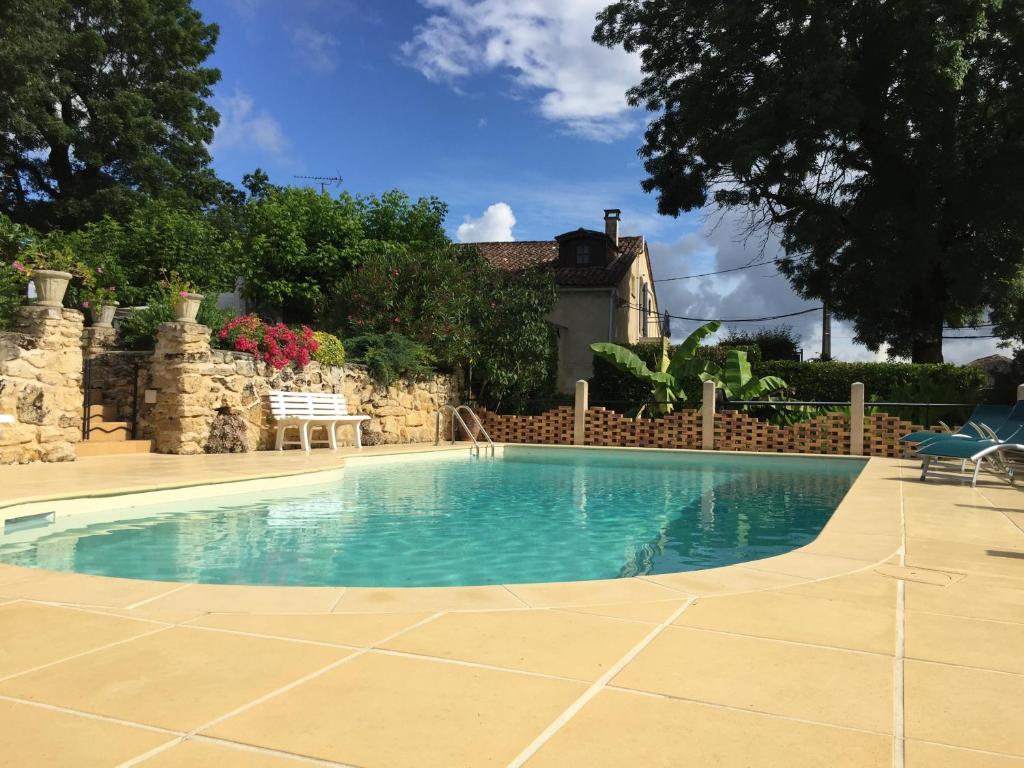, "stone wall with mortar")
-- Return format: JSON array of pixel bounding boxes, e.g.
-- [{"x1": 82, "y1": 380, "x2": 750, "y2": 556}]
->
[
  {"x1": 0, "y1": 306, "x2": 84, "y2": 464},
  {"x1": 150, "y1": 321, "x2": 458, "y2": 454}
]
